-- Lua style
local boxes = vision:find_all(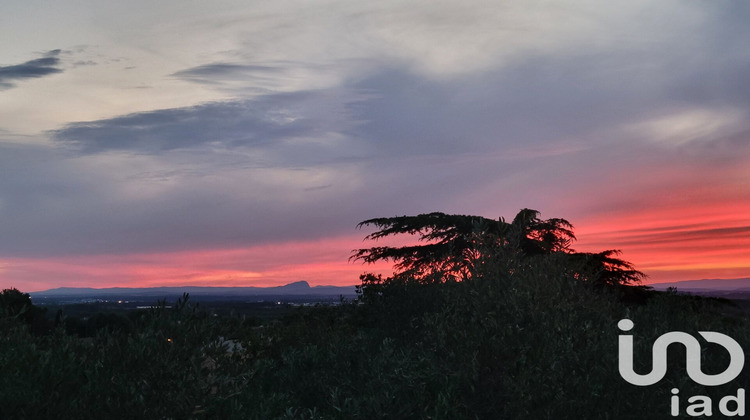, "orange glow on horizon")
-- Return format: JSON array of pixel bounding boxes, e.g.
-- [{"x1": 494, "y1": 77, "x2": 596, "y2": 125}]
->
[
  {"x1": 3, "y1": 198, "x2": 750, "y2": 292},
  {"x1": 0, "y1": 235, "x2": 396, "y2": 292},
  {"x1": 574, "y1": 199, "x2": 750, "y2": 284}
]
